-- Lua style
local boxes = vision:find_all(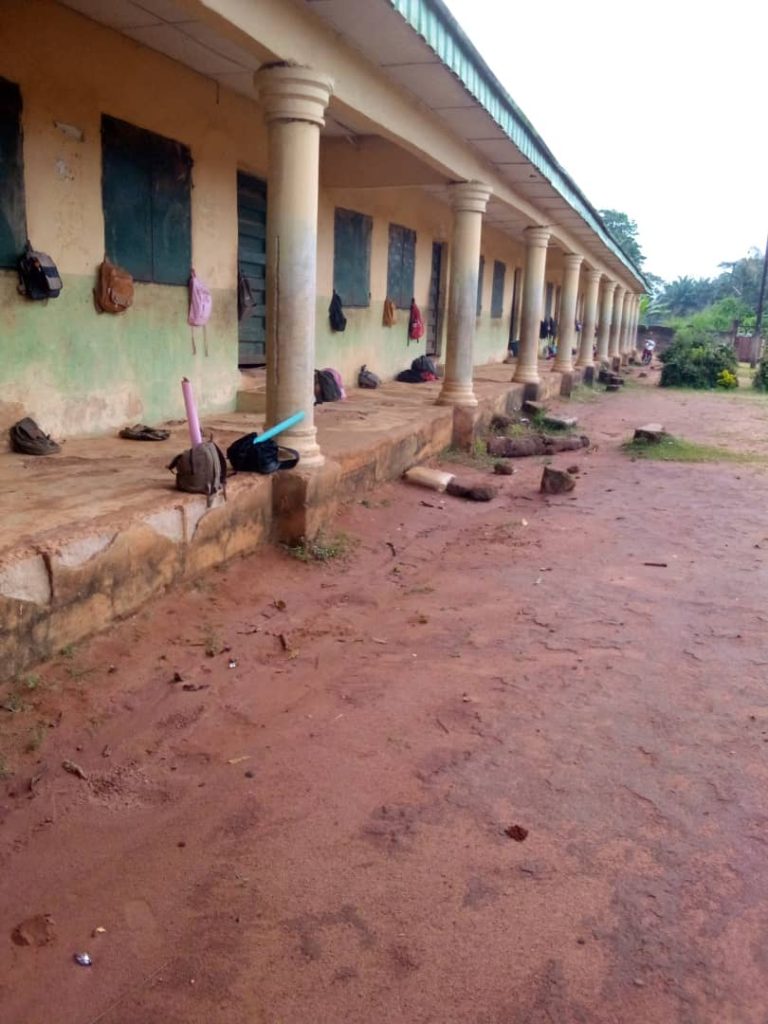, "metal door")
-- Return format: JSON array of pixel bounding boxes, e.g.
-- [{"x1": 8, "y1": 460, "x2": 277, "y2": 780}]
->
[
  {"x1": 237, "y1": 172, "x2": 267, "y2": 366},
  {"x1": 426, "y1": 241, "x2": 444, "y2": 356}
]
